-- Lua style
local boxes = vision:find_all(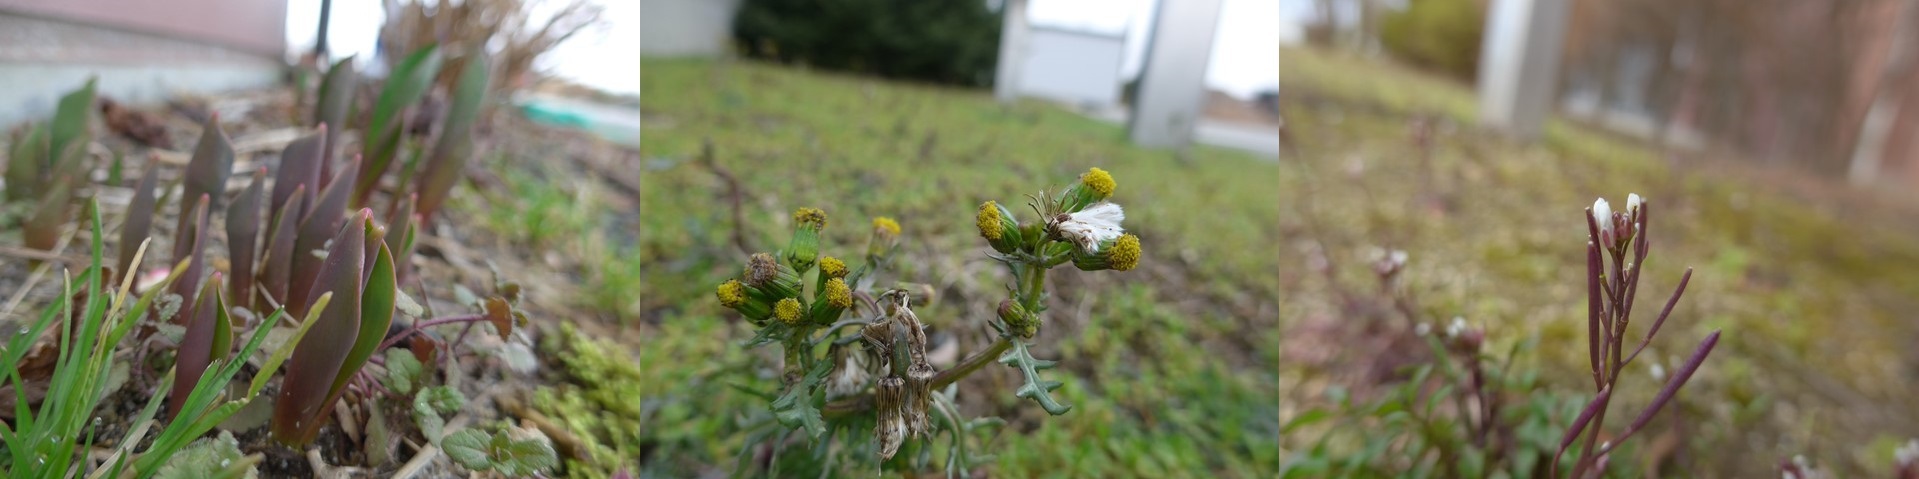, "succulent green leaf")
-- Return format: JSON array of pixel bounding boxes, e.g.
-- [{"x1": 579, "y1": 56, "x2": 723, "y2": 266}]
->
[
  {"x1": 416, "y1": 46, "x2": 490, "y2": 220},
  {"x1": 5, "y1": 124, "x2": 48, "y2": 202},
  {"x1": 49, "y1": 77, "x2": 96, "y2": 160},
  {"x1": 271, "y1": 211, "x2": 366, "y2": 446},
  {"x1": 313, "y1": 56, "x2": 358, "y2": 175},
  {"x1": 355, "y1": 44, "x2": 443, "y2": 207}
]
